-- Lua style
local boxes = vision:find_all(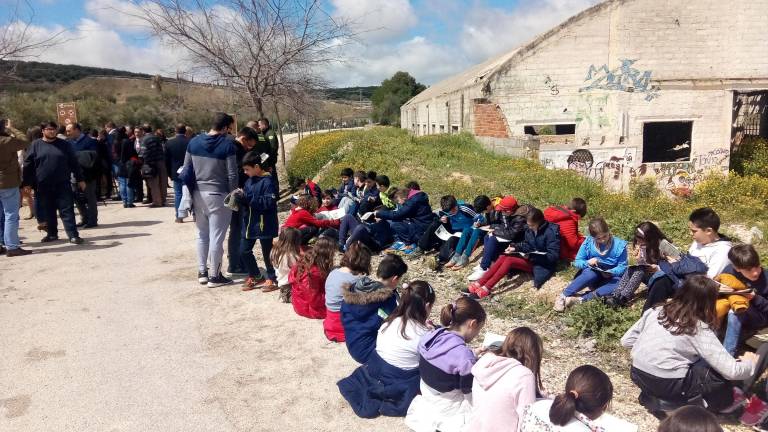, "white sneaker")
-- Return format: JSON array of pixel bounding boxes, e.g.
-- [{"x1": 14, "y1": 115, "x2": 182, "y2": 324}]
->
[
  {"x1": 468, "y1": 266, "x2": 486, "y2": 281},
  {"x1": 553, "y1": 296, "x2": 566, "y2": 312},
  {"x1": 565, "y1": 296, "x2": 582, "y2": 309}
]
